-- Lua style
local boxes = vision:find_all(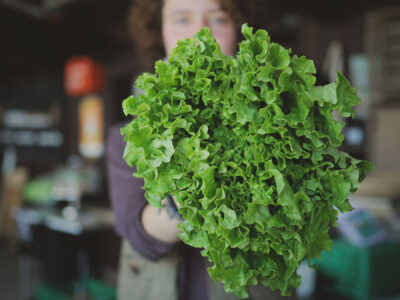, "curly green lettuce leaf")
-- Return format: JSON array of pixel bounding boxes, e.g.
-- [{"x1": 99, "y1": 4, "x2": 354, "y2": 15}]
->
[{"x1": 121, "y1": 23, "x2": 373, "y2": 298}]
